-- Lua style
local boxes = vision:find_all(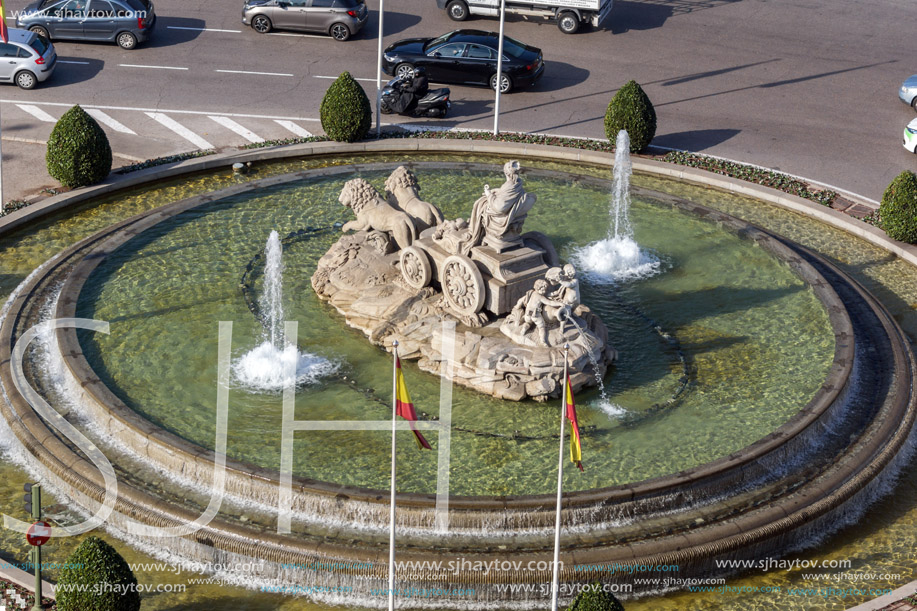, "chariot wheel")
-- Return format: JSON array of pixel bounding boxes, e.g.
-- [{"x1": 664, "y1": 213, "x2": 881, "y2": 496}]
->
[
  {"x1": 400, "y1": 246, "x2": 433, "y2": 289},
  {"x1": 441, "y1": 255, "x2": 485, "y2": 316}
]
